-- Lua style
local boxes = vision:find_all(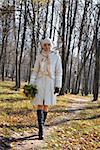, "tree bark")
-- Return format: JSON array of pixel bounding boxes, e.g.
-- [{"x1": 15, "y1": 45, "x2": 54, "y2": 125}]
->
[
  {"x1": 93, "y1": 8, "x2": 100, "y2": 101},
  {"x1": 18, "y1": 0, "x2": 27, "y2": 88},
  {"x1": 15, "y1": 1, "x2": 22, "y2": 88},
  {"x1": 43, "y1": 0, "x2": 50, "y2": 39},
  {"x1": 28, "y1": 1, "x2": 36, "y2": 84},
  {"x1": 49, "y1": 0, "x2": 55, "y2": 38},
  {"x1": 60, "y1": 0, "x2": 66, "y2": 95}
]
